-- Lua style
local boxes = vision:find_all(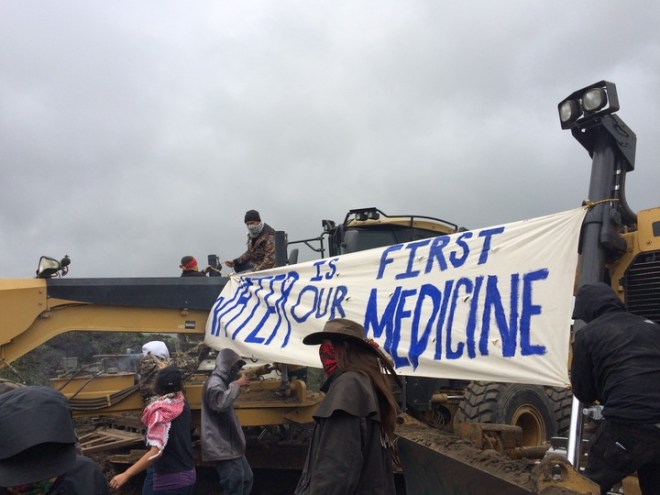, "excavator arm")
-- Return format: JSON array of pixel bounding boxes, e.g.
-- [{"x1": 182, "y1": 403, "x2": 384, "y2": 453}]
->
[{"x1": 0, "y1": 277, "x2": 224, "y2": 366}]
